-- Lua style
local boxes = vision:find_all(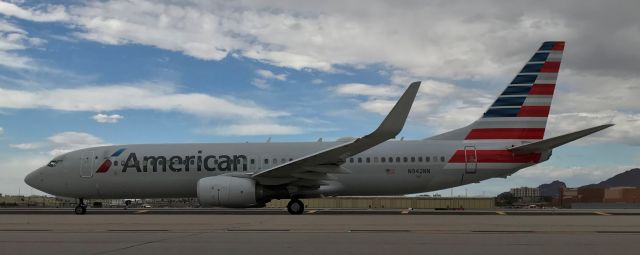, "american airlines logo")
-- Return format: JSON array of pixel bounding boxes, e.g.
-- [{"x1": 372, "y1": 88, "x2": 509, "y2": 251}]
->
[
  {"x1": 96, "y1": 149, "x2": 248, "y2": 173},
  {"x1": 95, "y1": 148, "x2": 126, "y2": 173}
]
